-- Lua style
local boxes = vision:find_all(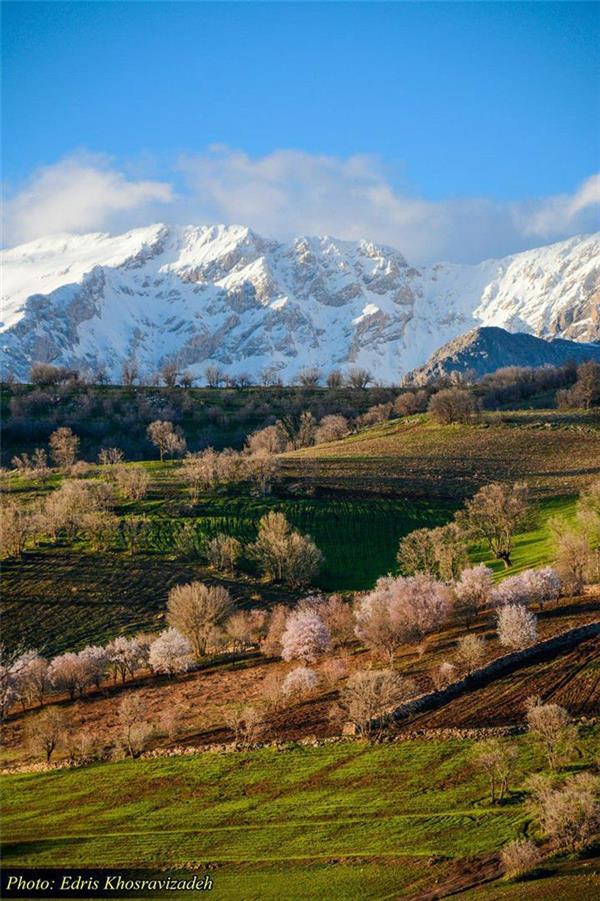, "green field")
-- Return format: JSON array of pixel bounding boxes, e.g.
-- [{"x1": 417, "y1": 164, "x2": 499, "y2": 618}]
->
[{"x1": 3, "y1": 729, "x2": 598, "y2": 899}]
